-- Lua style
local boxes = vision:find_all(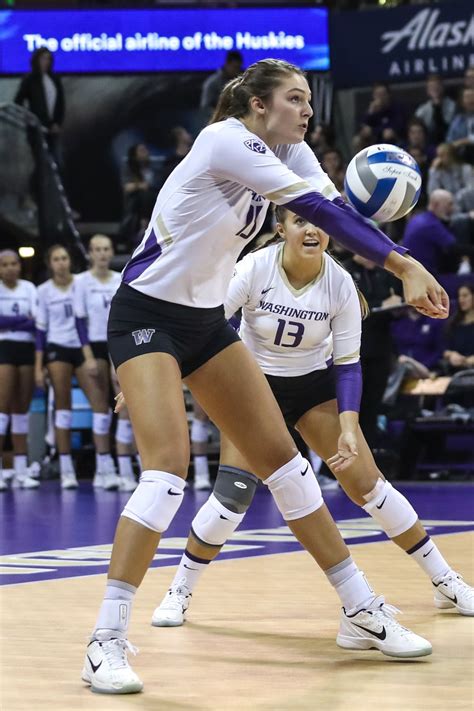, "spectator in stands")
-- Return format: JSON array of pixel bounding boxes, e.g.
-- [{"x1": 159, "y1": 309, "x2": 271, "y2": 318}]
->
[
  {"x1": 415, "y1": 74, "x2": 456, "y2": 145},
  {"x1": 464, "y1": 67, "x2": 474, "y2": 91},
  {"x1": 321, "y1": 148, "x2": 346, "y2": 193},
  {"x1": 405, "y1": 117, "x2": 436, "y2": 163},
  {"x1": 361, "y1": 82, "x2": 405, "y2": 144},
  {"x1": 161, "y1": 126, "x2": 193, "y2": 183},
  {"x1": 446, "y1": 88, "x2": 474, "y2": 164},
  {"x1": 407, "y1": 146, "x2": 429, "y2": 208},
  {"x1": 120, "y1": 143, "x2": 157, "y2": 245},
  {"x1": 391, "y1": 307, "x2": 445, "y2": 377},
  {"x1": 427, "y1": 143, "x2": 473, "y2": 201},
  {"x1": 14, "y1": 47, "x2": 65, "y2": 163},
  {"x1": 345, "y1": 254, "x2": 402, "y2": 449},
  {"x1": 200, "y1": 51, "x2": 243, "y2": 111},
  {"x1": 450, "y1": 185, "x2": 474, "y2": 255},
  {"x1": 443, "y1": 284, "x2": 474, "y2": 372},
  {"x1": 402, "y1": 189, "x2": 457, "y2": 276},
  {"x1": 307, "y1": 123, "x2": 335, "y2": 160}
]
